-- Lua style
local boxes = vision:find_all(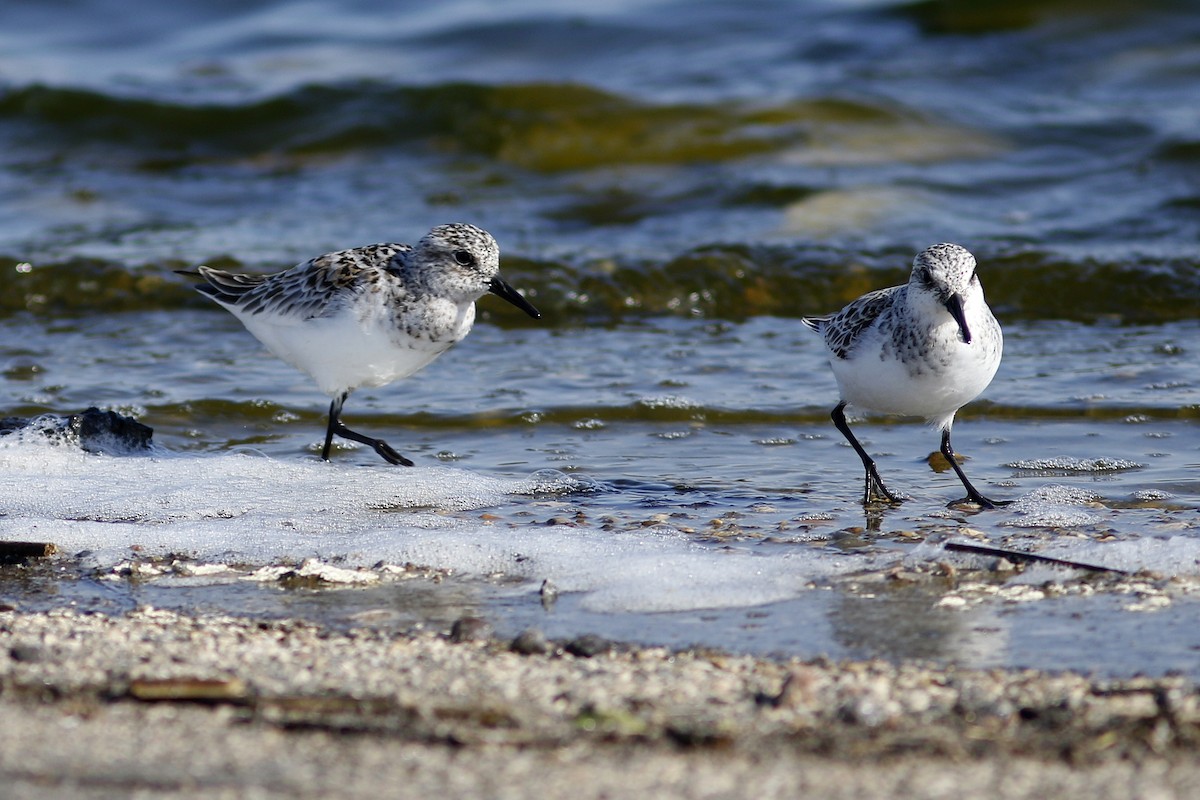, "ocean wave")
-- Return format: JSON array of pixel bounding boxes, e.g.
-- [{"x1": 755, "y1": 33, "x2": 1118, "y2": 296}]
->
[
  {"x1": 2, "y1": 246, "x2": 1196, "y2": 324},
  {"x1": 1, "y1": 82, "x2": 914, "y2": 171}
]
